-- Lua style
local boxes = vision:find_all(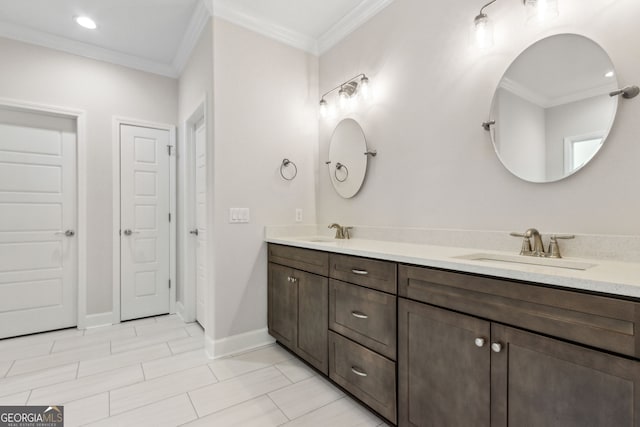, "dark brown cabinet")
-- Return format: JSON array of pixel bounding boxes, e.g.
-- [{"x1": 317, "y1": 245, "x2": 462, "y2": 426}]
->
[
  {"x1": 268, "y1": 245, "x2": 329, "y2": 374},
  {"x1": 398, "y1": 265, "x2": 640, "y2": 427}
]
